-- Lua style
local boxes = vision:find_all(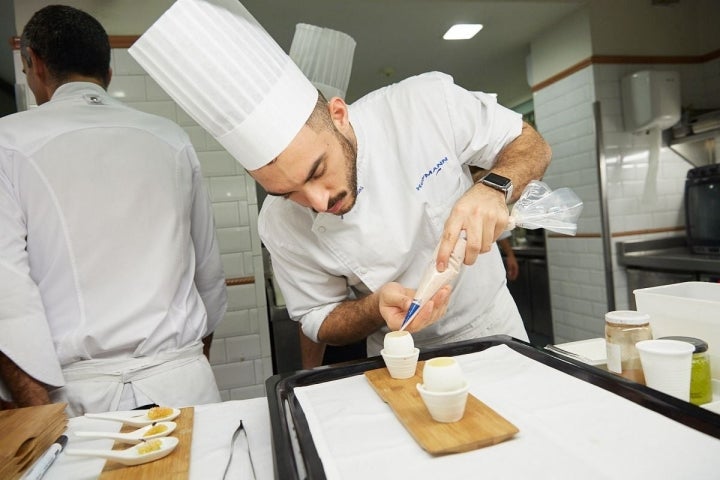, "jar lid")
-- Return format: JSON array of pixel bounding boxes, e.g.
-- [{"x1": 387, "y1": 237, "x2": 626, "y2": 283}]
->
[
  {"x1": 658, "y1": 336, "x2": 708, "y2": 353},
  {"x1": 605, "y1": 310, "x2": 650, "y2": 325}
]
